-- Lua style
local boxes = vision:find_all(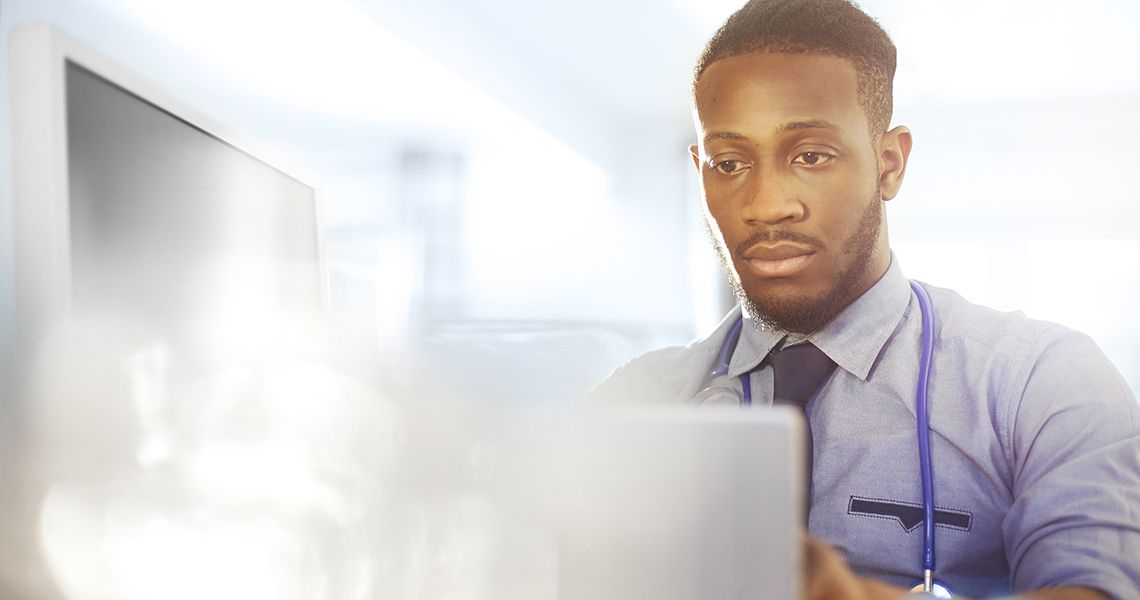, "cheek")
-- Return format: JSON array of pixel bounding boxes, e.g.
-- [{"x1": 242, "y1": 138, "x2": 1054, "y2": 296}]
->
[
  {"x1": 701, "y1": 203, "x2": 732, "y2": 250},
  {"x1": 699, "y1": 180, "x2": 726, "y2": 227},
  {"x1": 701, "y1": 177, "x2": 750, "y2": 228},
  {"x1": 703, "y1": 199, "x2": 744, "y2": 250},
  {"x1": 812, "y1": 173, "x2": 878, "y2": 237}
]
